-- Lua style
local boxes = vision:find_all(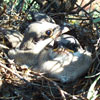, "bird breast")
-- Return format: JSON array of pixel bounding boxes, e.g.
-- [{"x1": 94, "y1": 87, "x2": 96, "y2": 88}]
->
[{"x1": 38, "y1": 49, "x2": 92, "y2": 83}]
